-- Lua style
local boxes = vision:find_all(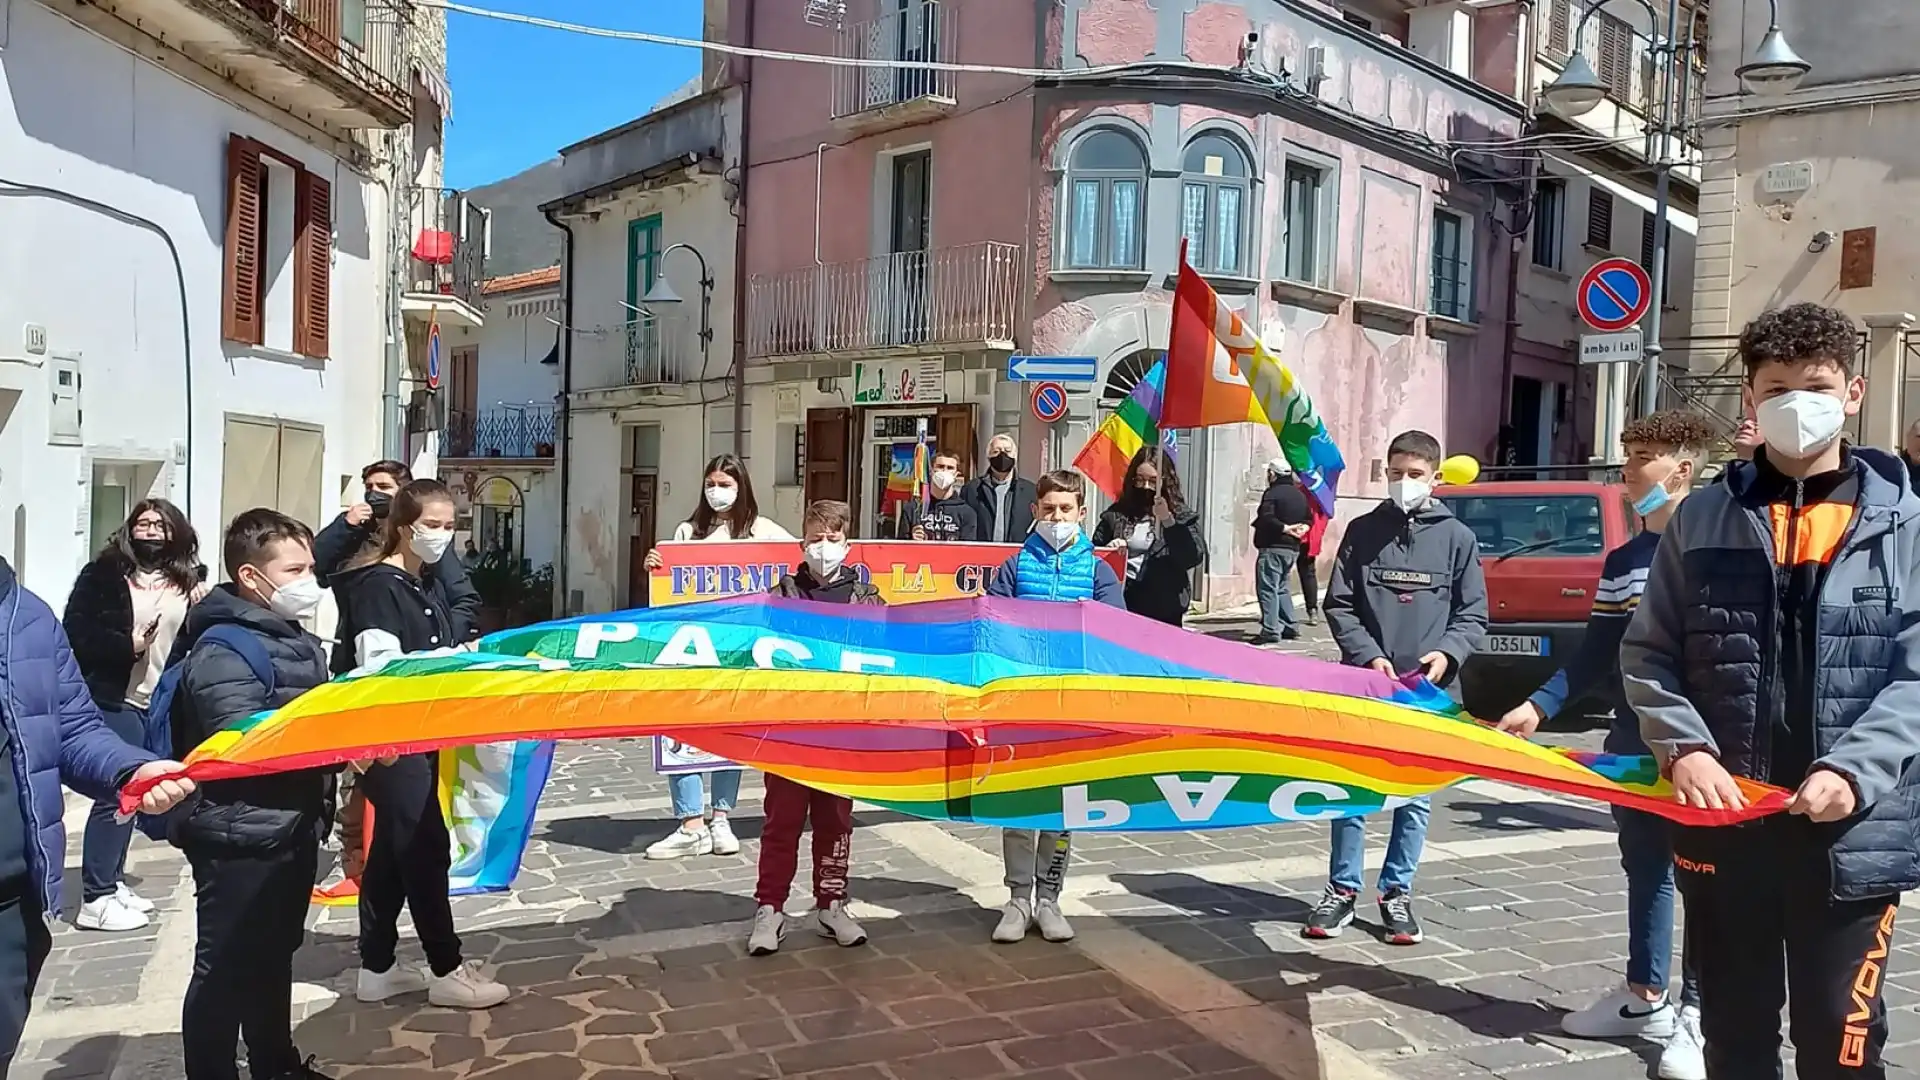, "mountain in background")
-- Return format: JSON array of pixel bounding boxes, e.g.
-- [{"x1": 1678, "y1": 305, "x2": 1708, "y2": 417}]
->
[{"x1": 465, "y1": 76, "x2": 703, "y2": 281}]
